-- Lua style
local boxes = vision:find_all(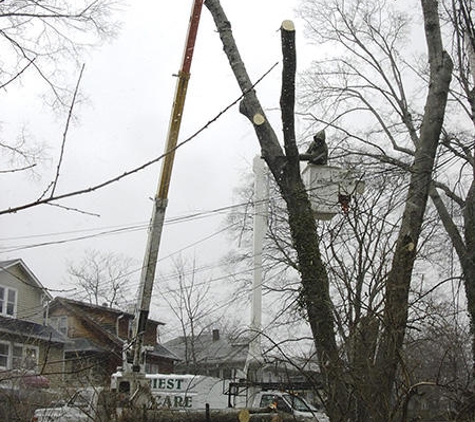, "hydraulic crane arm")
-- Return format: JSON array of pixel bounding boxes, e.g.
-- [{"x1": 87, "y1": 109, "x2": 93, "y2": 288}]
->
[{"x1": 131, "y1": 0, "x2": 204, "y2": 373}]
